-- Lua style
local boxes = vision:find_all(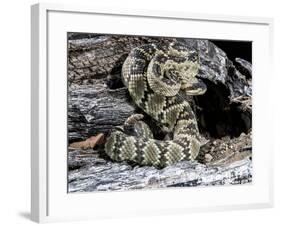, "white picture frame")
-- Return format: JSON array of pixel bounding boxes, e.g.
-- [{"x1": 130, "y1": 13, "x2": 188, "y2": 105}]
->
[{"x1": 31, "y1": 3, "x2": 274, "y2": 223}]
